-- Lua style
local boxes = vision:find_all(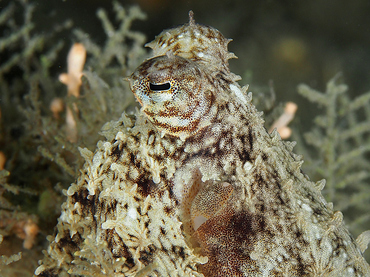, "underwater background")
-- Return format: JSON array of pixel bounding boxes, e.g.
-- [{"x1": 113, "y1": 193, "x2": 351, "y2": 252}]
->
[{"x1": 0, "y1": 0, "x2": 369, "y2": 275}]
